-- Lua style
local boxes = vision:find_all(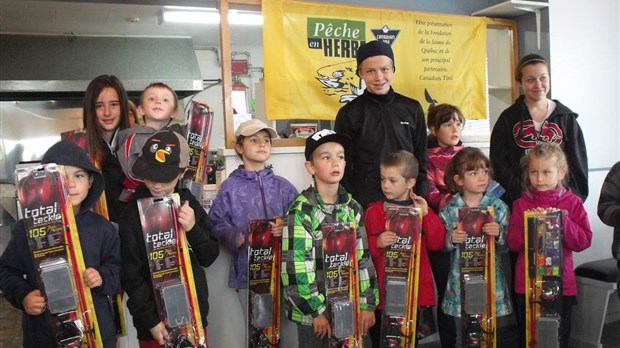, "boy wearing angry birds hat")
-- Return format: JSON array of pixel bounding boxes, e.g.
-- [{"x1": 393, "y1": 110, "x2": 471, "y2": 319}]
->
[{"x1": 118, "y1": 130, "x2": 219, "y2": 347}]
